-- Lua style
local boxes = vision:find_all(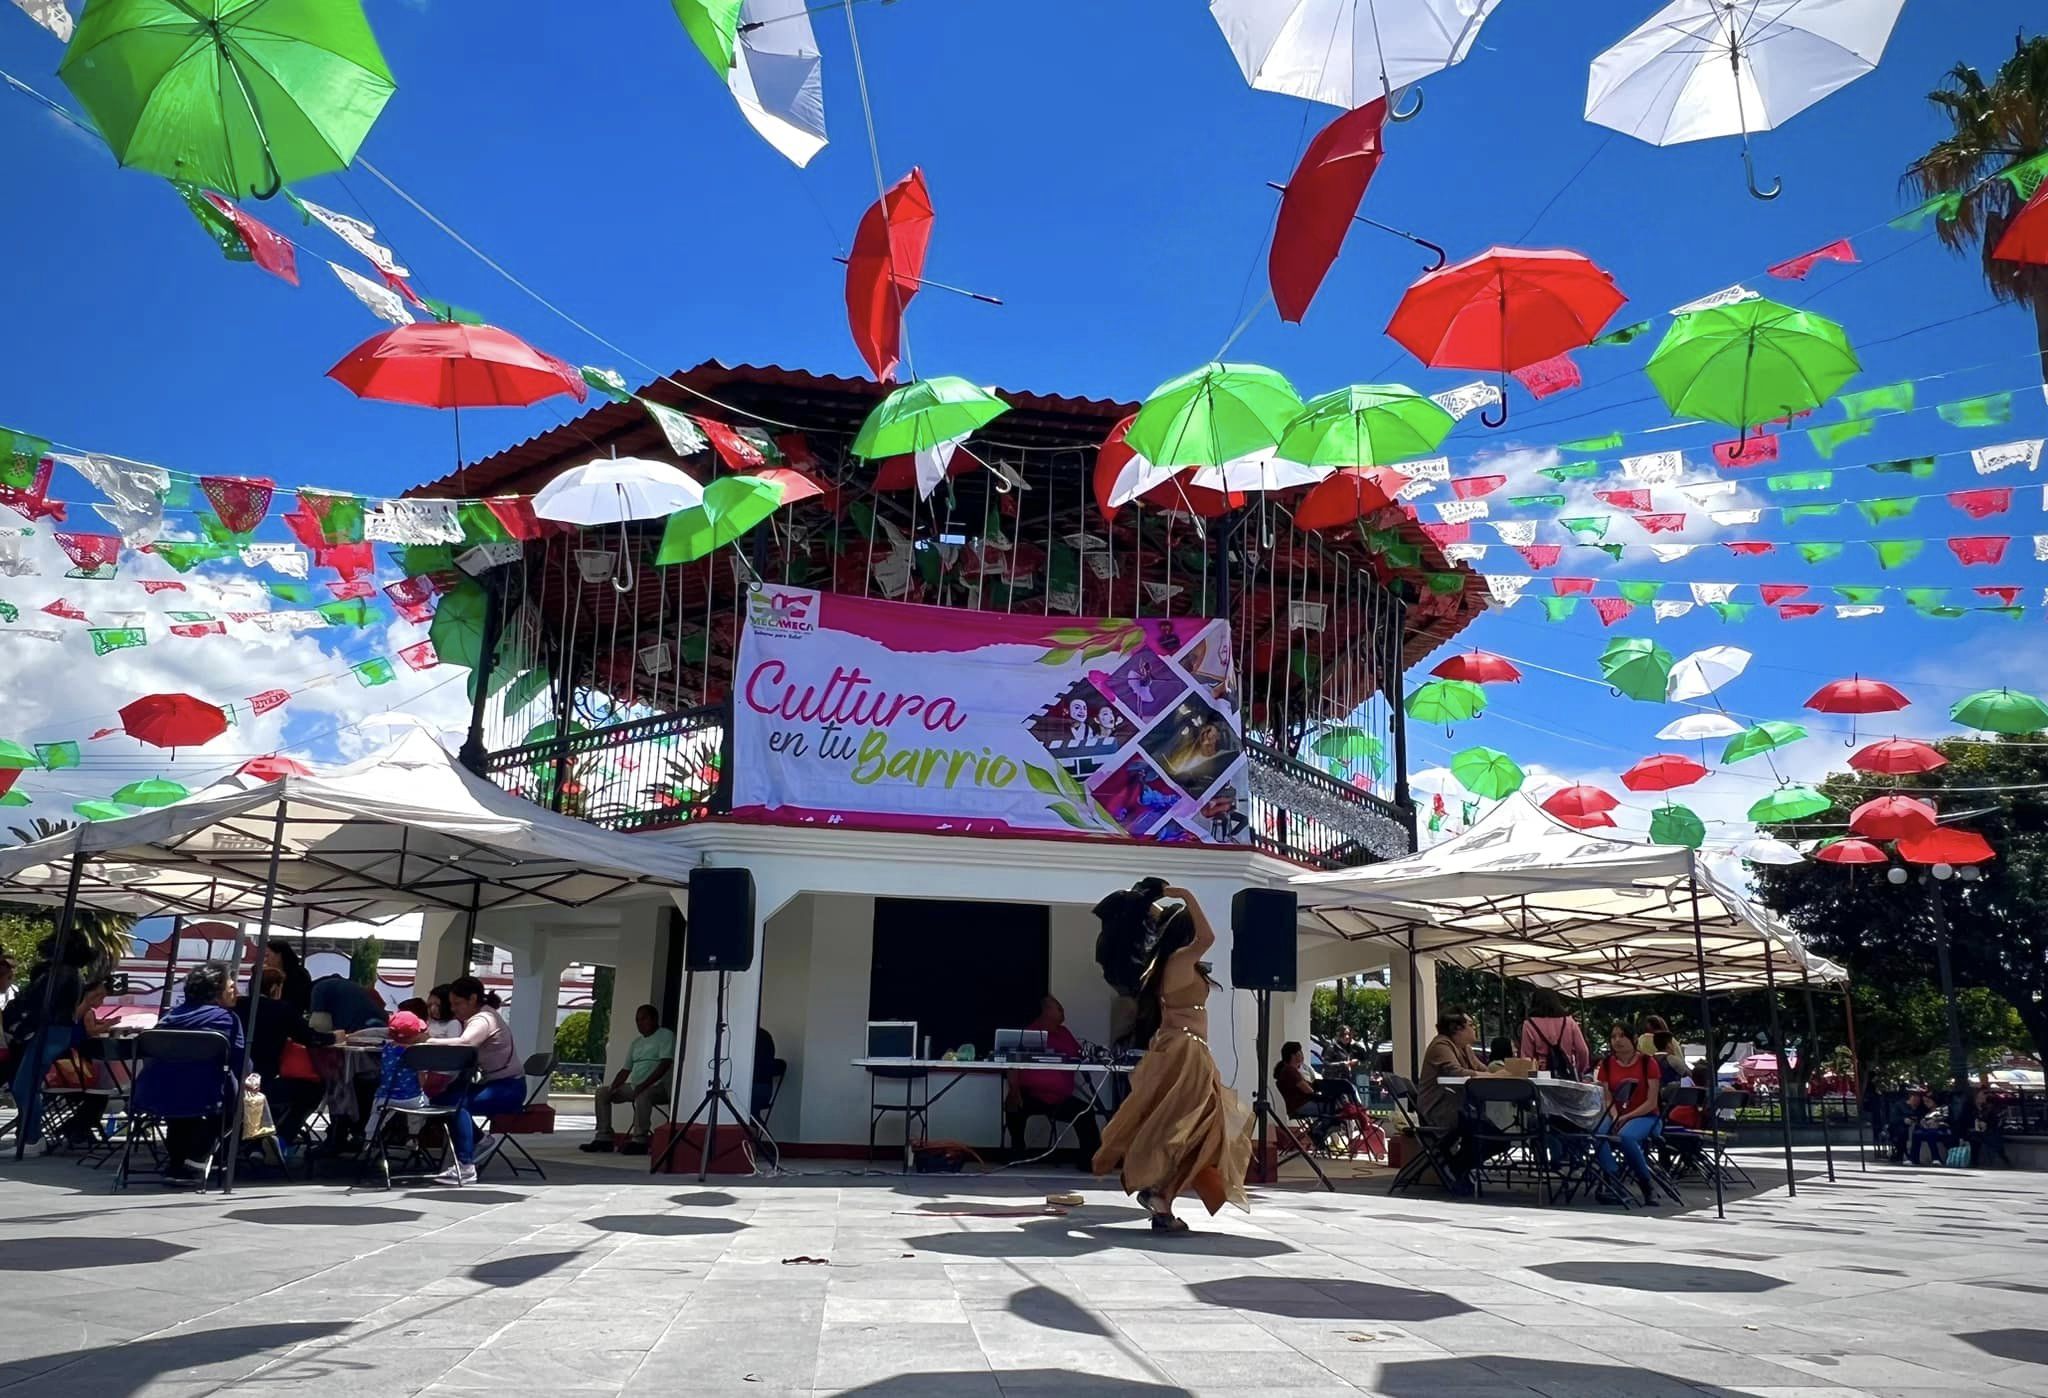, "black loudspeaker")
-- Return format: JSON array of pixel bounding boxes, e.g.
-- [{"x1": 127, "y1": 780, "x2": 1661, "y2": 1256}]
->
[
  {"x1": 685, "y1": 867, "x2": 756, "y2": 972},
  {"x1": 1229, "y1": 888, "x2": 1298, "y2": 993}
]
